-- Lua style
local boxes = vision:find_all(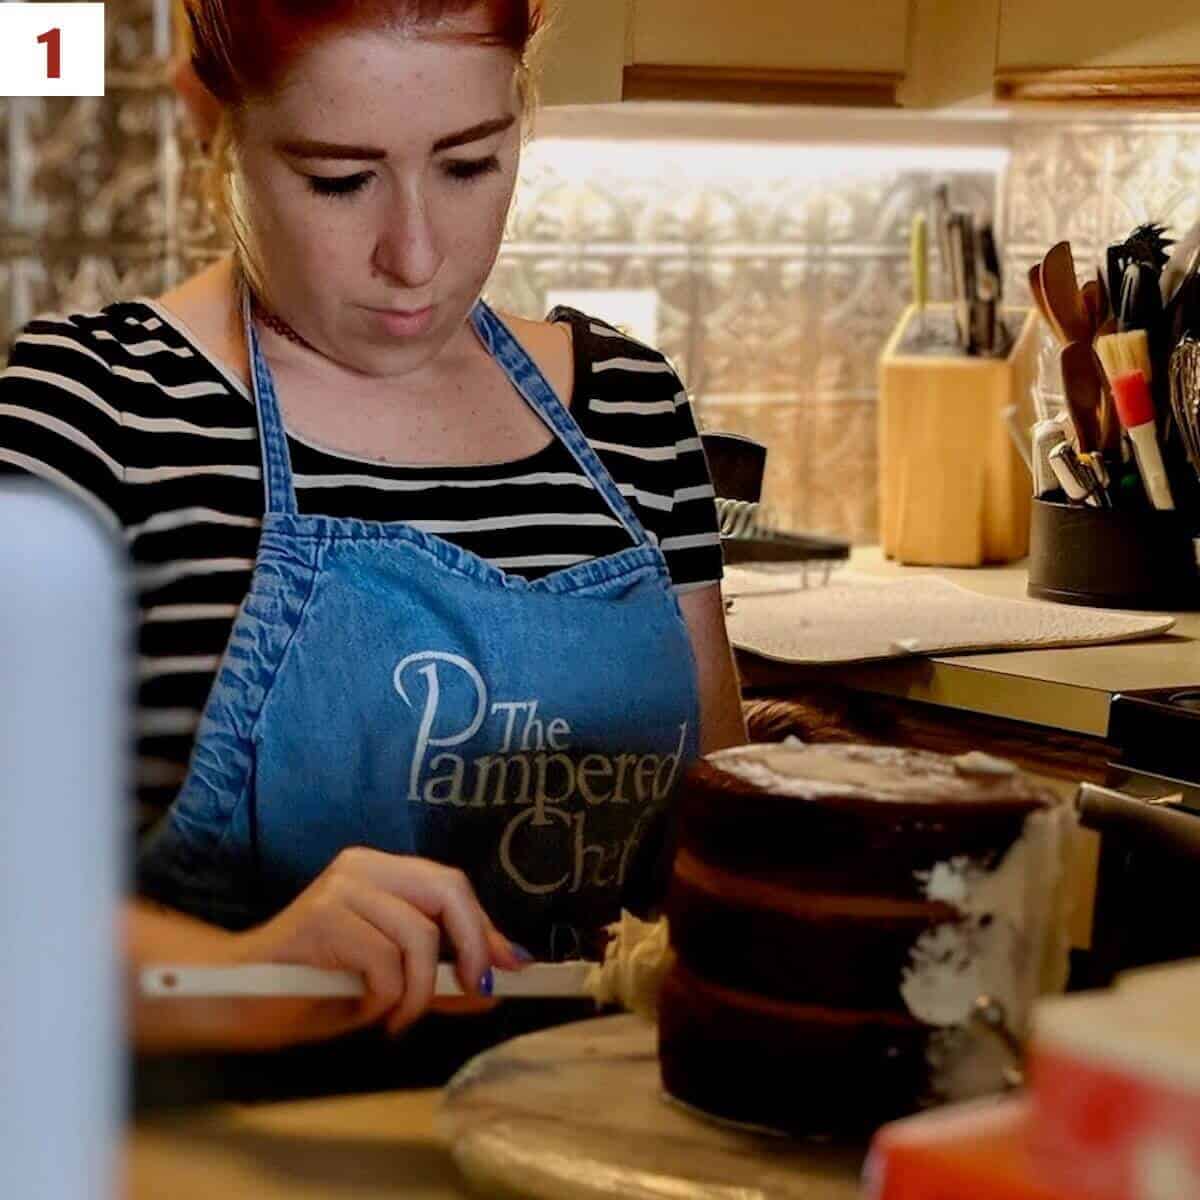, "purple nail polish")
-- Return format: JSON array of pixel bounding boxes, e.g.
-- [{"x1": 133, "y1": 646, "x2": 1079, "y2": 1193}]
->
[
  {"x1": 478, "y1": 969, "x2": 495, "y2": 997},
  {"x1": 511, "y1": 943, "x2": 536, "y2": 964}
]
